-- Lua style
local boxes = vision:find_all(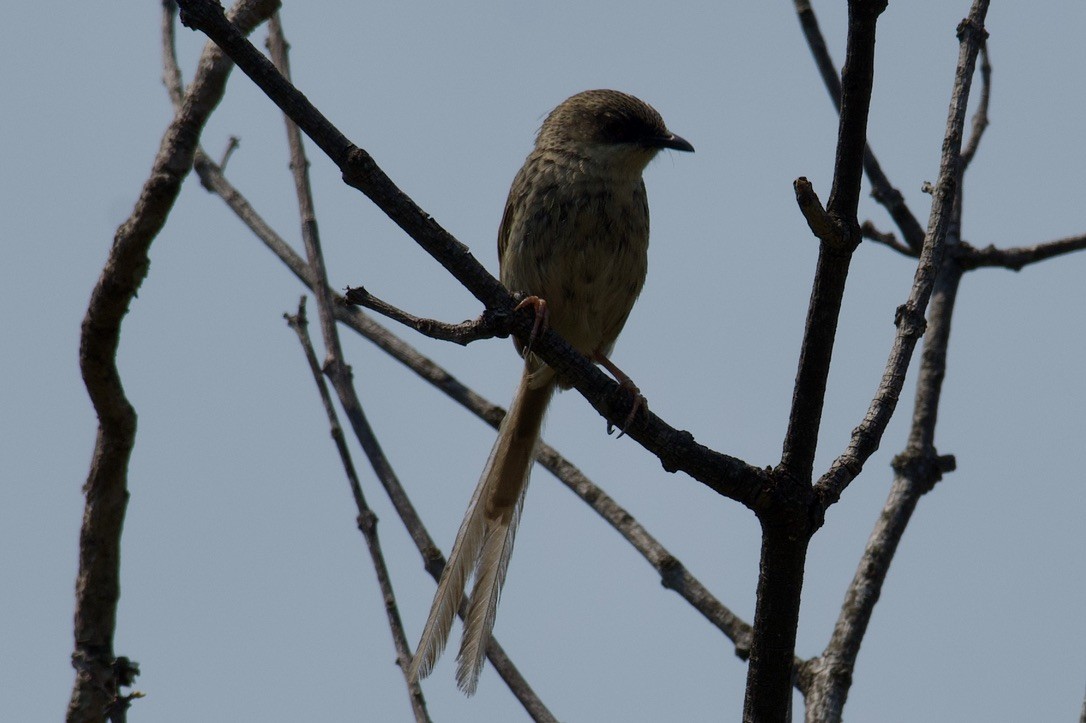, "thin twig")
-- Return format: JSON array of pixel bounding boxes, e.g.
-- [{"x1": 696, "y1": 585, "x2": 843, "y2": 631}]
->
[
  {"x1": 960, "y1": 42, "x2": 991, "y2": 169},
  {"x1": 861, "y1": 220, "x2": 915, "y2": 257},
  {"x1": 285, "y1": 299, "x2": 431, "y2": 722},
  {"x1": 794, "y1": 177, "x2": 839, "y2": 246},
  {"x1": 805, "y1": 235, "x2": 966, "y2": 722},
  {"x1": 344, "y1": 286, "x2": 508, "y2": 346},
  {"x1": 265, "y1": 11, "x2": 430, "y2": 717},
  {"x1": 802, "y1": 9, "x2": 992, "y2": 716},
  {"x1": 955, "y1": 234, "x2": 1086, "y2": 271},
  {"x1": 219, "y1": 135, "x2": 240, "y2": 169},
  {"x1": 793, "y1": 0, "x2": 927, "y2": 251}
]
